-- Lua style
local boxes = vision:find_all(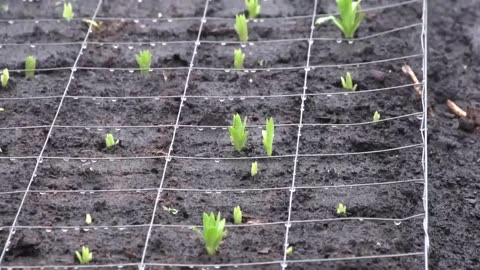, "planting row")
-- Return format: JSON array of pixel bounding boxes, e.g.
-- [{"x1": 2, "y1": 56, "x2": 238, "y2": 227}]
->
[
  {"x1": 0, "y1": 116, "x2": 422, "y2": 156},
  {"x1": 0, "y1": 57, "x2": 422, "y2": 98},
  {"x1": 0, "y1": 0, "x2": 418, "y2": 20},
  {"x1": 0, "y1": 28, "x2": 422, "y2": 70},
  {"x1": 0, "y1": 1, "x2": 422, "y2": 43},
  {"x1": 0, "y1": 88, "x2": 421, "y2": 126},
  {"x1": 0, "y1": 182, "x2": 423, "y2": 227},
  {"x1": 0, "y1": 220, "x2": 424, "y2": 267},
  {"x1": 0, "y1": 147, "x2": 423, "y2": 192}
]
